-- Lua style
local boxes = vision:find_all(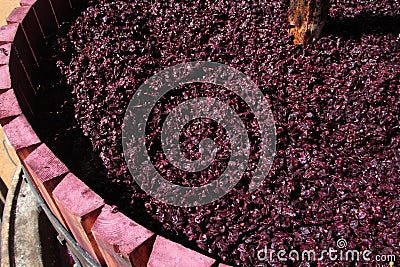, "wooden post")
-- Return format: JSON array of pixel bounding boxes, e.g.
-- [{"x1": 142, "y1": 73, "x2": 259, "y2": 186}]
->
[{"x1": 288, "y1": 0, "x2": 330, "y2": 45}]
